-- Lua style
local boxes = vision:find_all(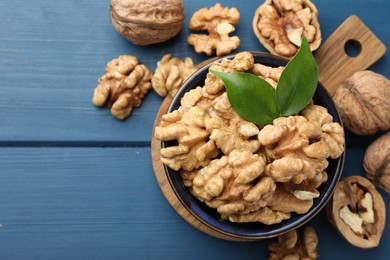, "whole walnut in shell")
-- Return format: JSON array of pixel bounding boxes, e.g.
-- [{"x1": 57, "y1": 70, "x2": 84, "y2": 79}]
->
[
  {"x1": 364, "y1": 132, "x2": 390, "y2": 193},
  {"x1": 110, "y1": 0, "x2": 184, "y2": 45},
  {"x1": 333, "y1": 70, "x2": 390, "y2": 135}
]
